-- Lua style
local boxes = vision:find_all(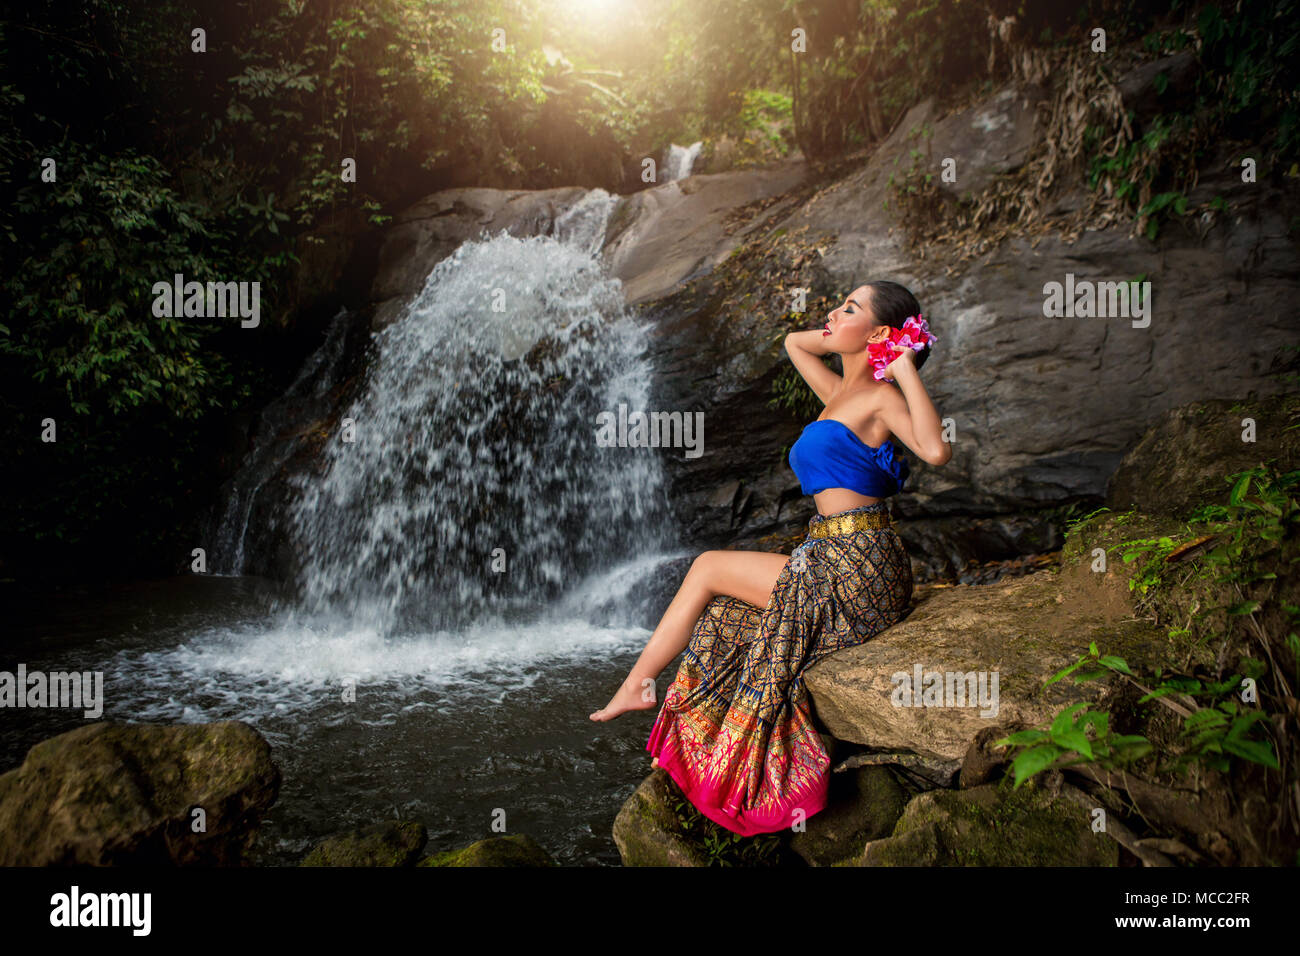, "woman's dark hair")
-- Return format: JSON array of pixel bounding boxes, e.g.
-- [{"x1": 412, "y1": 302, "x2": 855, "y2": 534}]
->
[{"x1": 865, "y1": 279, "x2": 930, "y2": 372}]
